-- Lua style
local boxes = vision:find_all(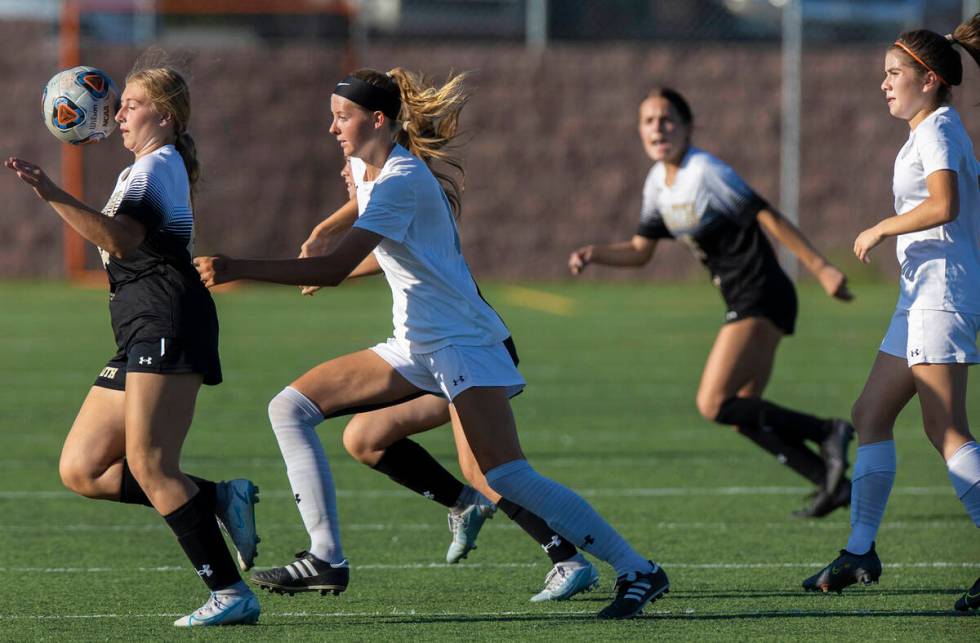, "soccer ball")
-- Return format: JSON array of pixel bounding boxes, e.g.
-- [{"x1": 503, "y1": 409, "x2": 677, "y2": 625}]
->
[{"x1": 41, "y1": 66, "x2": 119, "y2": 145}]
